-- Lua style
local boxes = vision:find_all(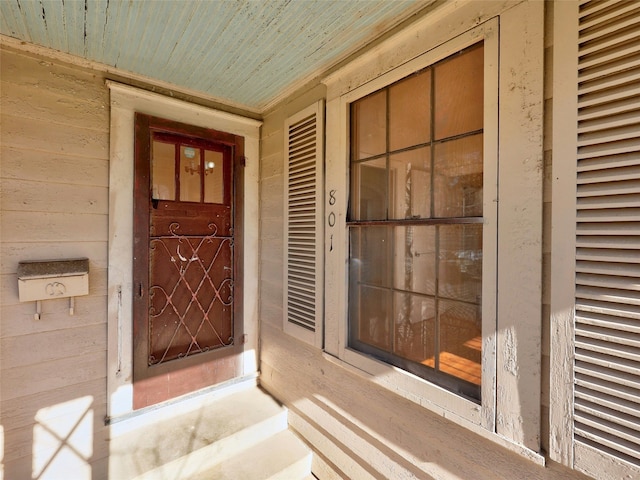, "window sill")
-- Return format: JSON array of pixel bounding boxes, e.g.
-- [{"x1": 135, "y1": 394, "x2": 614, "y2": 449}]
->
[{"x1": 321, "y1": 351, "x2": 546, "y2": 467}]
